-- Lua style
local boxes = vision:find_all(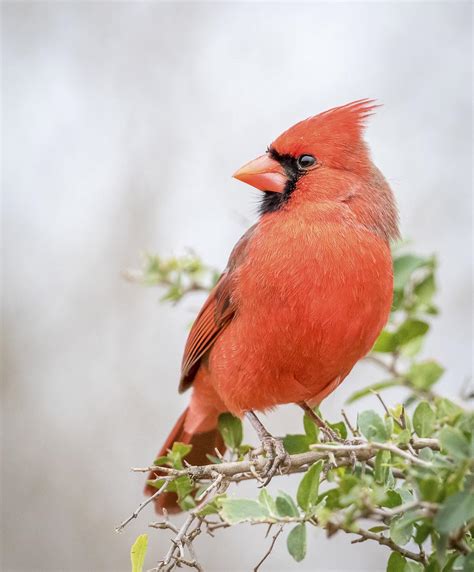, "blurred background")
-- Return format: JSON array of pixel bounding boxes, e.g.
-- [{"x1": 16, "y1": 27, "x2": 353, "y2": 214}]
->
[{"x1": 2, "y1": 1, "x2": 472, "y2": 571}]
